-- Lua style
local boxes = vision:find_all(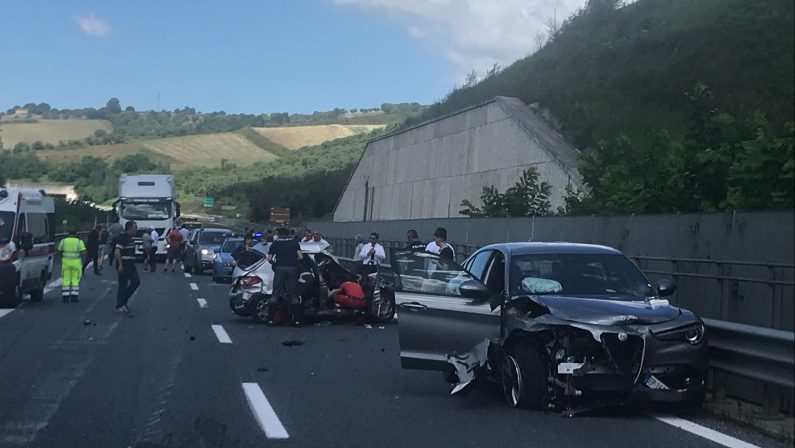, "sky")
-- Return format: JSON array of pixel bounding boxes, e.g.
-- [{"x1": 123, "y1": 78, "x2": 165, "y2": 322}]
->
[{"x1": 0, "y1": 0, "x2": 587, "y2": 115}]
